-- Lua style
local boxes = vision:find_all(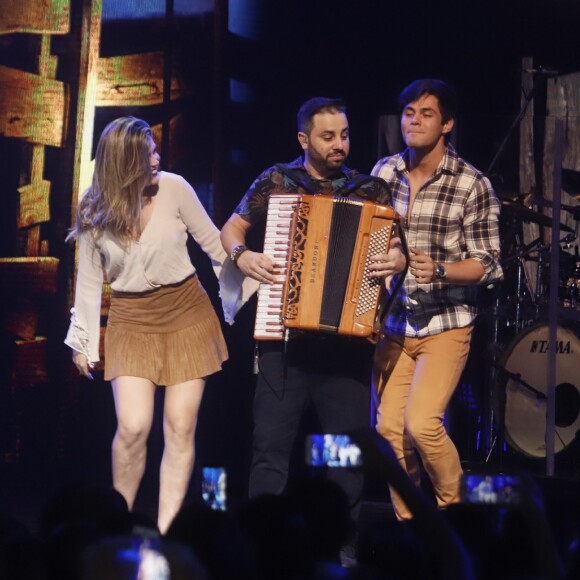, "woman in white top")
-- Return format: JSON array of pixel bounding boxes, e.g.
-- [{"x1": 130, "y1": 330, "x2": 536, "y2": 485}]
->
[{"x1": 65, "y1": 116, "x2": 229, "y2": 533}]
